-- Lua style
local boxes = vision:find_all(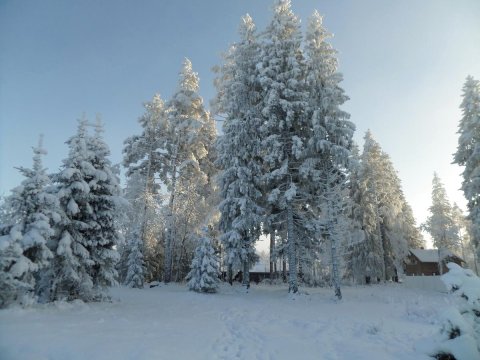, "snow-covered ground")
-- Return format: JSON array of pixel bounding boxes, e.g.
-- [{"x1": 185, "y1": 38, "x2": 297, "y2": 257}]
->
[{"x1": 0, "y1": 283, "x2": 451, "y2": 360}]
